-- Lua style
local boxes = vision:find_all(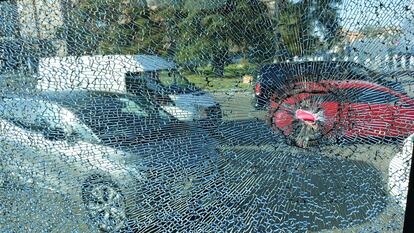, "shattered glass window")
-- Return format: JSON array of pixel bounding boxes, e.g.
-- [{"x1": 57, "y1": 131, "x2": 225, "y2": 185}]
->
[{"x1": 0, "y1": 0, "x2": 413, "y2": 232}]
